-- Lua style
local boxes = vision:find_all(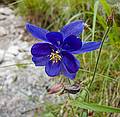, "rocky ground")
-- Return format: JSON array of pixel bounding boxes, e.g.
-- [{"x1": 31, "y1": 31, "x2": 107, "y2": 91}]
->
[{"x1": 0, "y1": 6, "x2": 63, "y2": 117}]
